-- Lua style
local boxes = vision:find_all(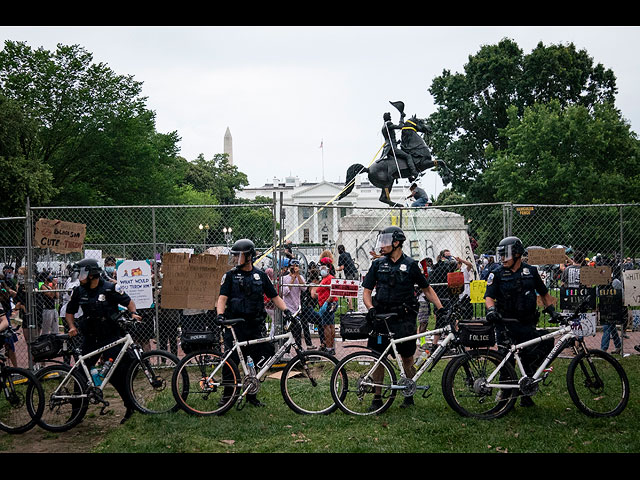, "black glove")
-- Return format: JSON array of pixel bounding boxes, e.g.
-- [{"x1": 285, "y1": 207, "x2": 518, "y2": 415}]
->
[
  {"x1": 366, "y1": 307, "x2": 377, "y2": 324},
  {"x1": 543, "y1": 305, "x2": 562, "y2": 323},
  {"x1": 435, "y1": 307, "x2": 447, "y2": 318},
  {"x1": 283, "y1": 309, "x2": 293, "y2": 321},
  {"x1": 215, "y1": 313, "x2": 226, "y2": 325},
  {"x1": 485, "y1": 307, "x2": 502, "y2": 325}
]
